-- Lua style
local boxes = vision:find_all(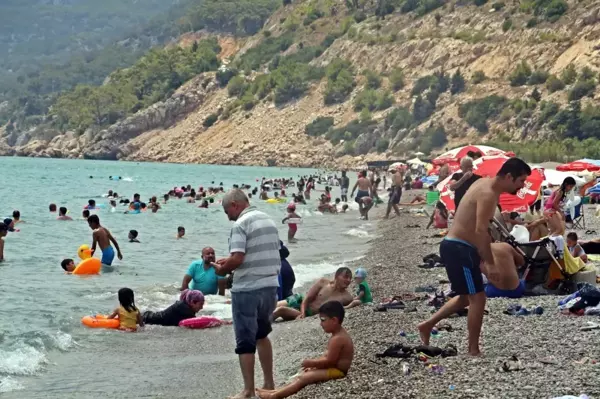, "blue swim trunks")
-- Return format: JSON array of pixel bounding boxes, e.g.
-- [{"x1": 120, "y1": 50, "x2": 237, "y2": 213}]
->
[
  {"x1": 101, "y1": 246, "x2": 115, "y2": 266},
  {"x1": 485, "y1": 280, "x2": 526, "y2": 298},
  {"x1": 355, "y1": 190, "x2": 370, "y2": 203}
]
